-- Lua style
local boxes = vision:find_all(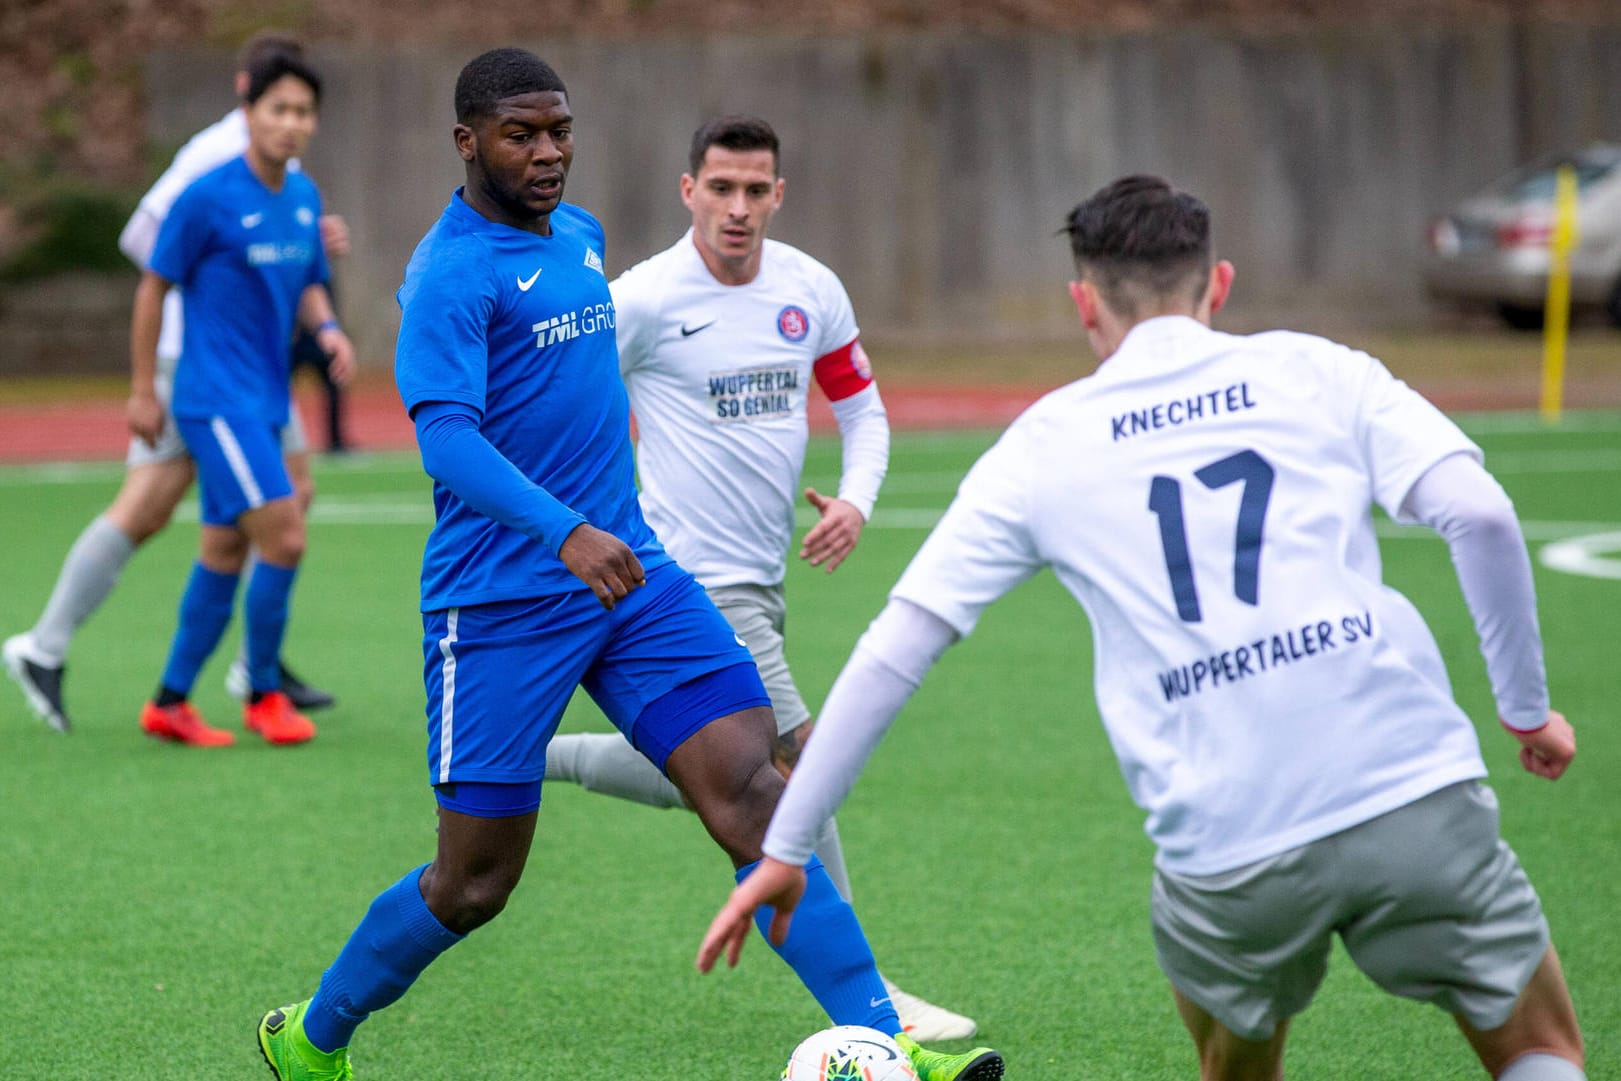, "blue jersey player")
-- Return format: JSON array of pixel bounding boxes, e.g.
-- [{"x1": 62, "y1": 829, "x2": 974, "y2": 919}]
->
[
  {"x1": 132, "y1": 49, "x2": 351, "y2": 748},
  {"x1": 254, "y1": 49, "x2": 1000, "y2": 1081}
]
